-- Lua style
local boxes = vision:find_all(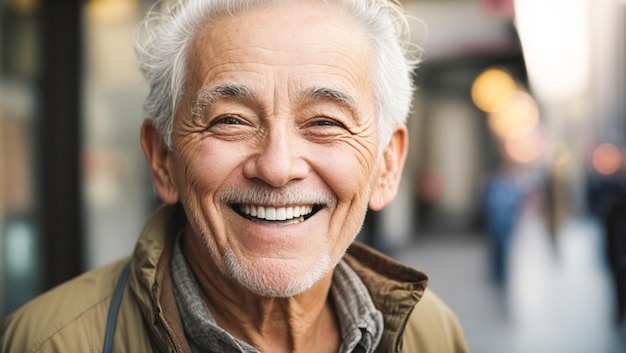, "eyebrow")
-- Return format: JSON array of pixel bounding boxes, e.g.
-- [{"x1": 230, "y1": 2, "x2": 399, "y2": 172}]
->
[
  {"x1": 300, "y1": 86, "x2": 361, "y2": 119},
  {"x1": 189, "y1": 82, "x2": 362, "y2": 122},
  {"x1": 190, "y1": 82, "x2": 255, "y2": 120}
]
